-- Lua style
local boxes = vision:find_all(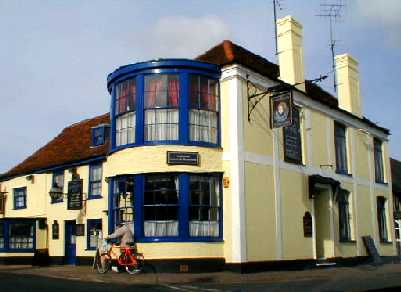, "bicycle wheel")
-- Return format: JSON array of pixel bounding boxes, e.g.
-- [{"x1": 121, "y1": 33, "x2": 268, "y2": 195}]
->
[
  {"x1": 96, "y1": 252, "x2": 111, "y2": 274},
  {"x1": 125, "y1": 254, "x2": 144, "y2": 275}
]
